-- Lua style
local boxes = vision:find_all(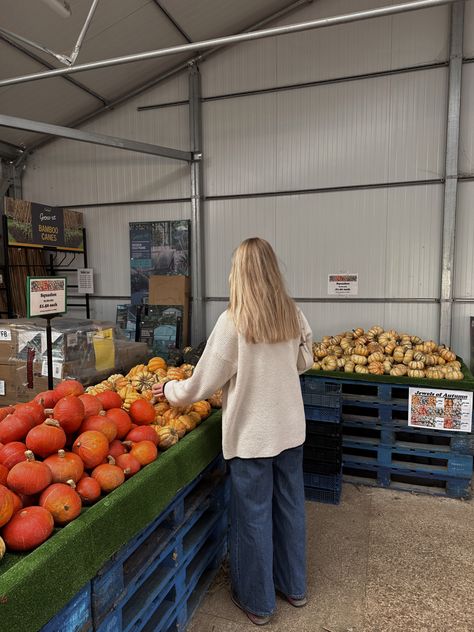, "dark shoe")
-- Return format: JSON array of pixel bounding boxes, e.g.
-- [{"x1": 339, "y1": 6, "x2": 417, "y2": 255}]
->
[
  {"x1": 231, "y1": 594, "x2": 271, "y2": 626},
  {"x1": 276, "y1": 590, "x2": 308, "y2": 607}
]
